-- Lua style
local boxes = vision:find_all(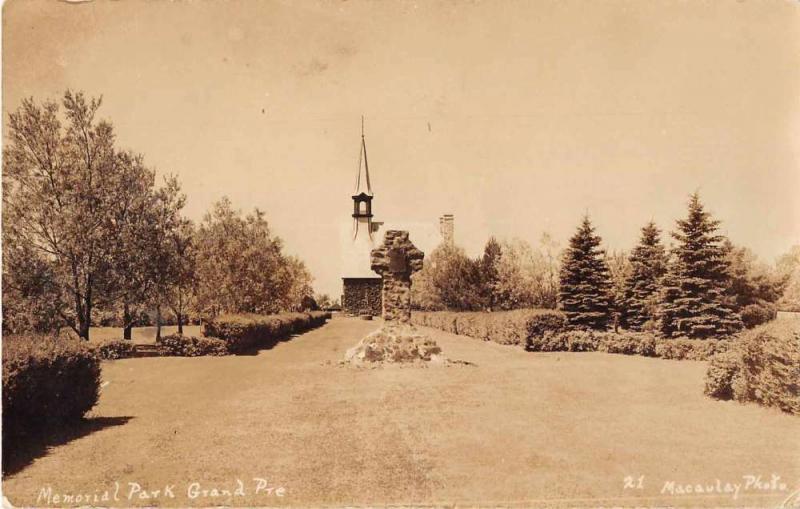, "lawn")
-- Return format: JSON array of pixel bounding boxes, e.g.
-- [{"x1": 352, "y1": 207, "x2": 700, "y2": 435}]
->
[
  {"x1": 87, "y1": 325, "x2": 203, "y2": 344},
  {"x1": 4, "y1": 317, "x2": 799, "y2": 507}
]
